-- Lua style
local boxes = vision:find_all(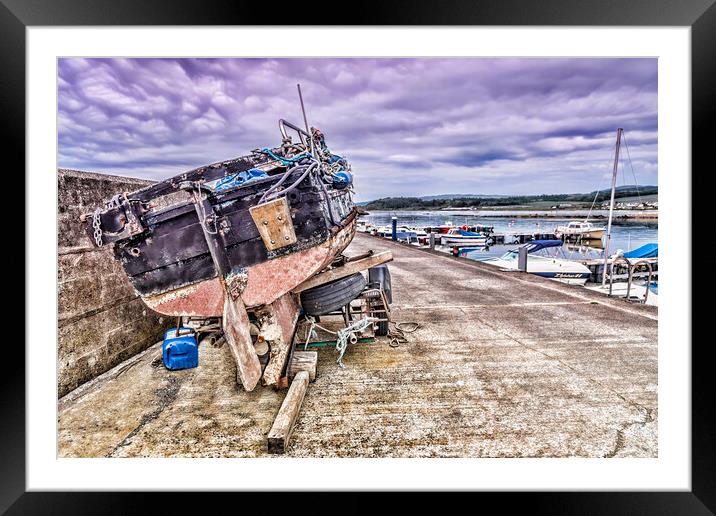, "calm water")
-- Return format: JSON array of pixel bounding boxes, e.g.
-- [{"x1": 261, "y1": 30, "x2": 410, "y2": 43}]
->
[{"x1": 360, "y1": 210, "x2": 658, "y2": 261}]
